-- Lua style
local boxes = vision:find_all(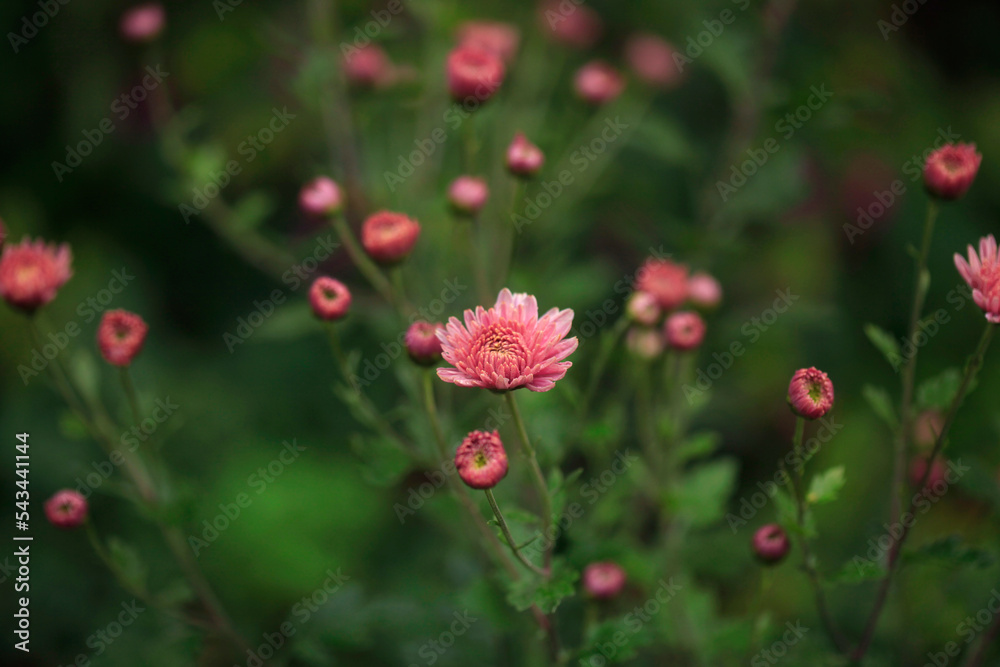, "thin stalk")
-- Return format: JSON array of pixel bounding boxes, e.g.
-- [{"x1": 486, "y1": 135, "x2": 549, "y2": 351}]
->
[
  {"x1": 505, "y1": 392, "x2": 554, "y2": 571},
  {"x1": 484, "y1": 488, "x2": 549, "y2": 577},
  {"x1": 577, "y1": 316, "x2": 630, "y2": 420},
  {"x1": 499, "y1": 179, "x2": 526, "y2": 290},
  {"x1": 330, "y1": 215, "x2": 400, "y2": 309},
  {"x1": 120, "y1": 367, "x2": 143, "y2": 429}
]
